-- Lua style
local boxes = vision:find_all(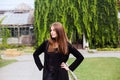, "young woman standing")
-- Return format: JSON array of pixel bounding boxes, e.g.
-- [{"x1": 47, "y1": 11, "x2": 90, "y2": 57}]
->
[{"x1": 33, "y1": 22, "x2": 84, "y2": 80}]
